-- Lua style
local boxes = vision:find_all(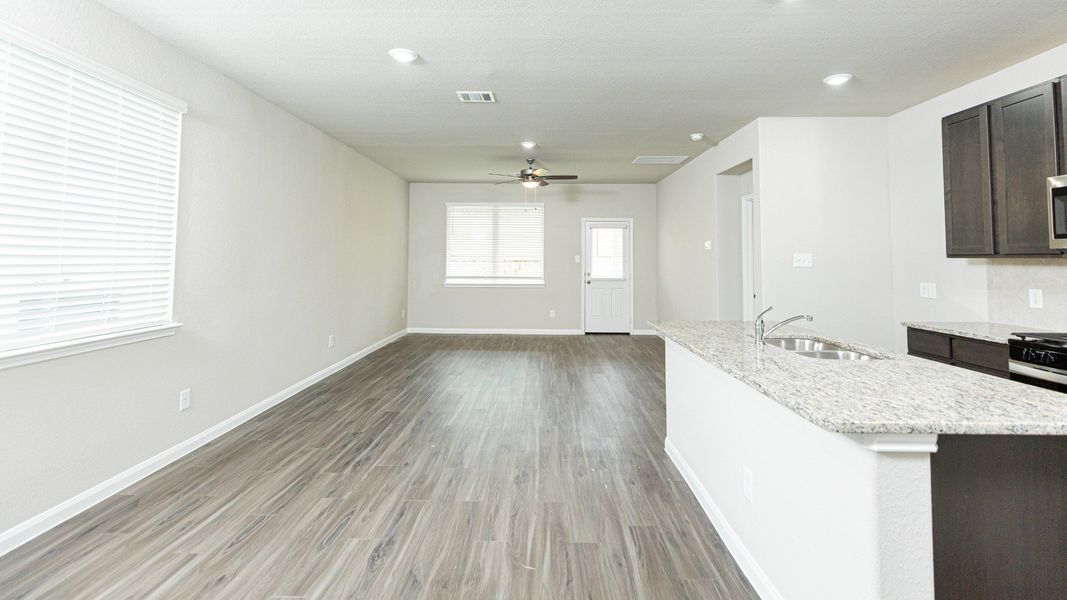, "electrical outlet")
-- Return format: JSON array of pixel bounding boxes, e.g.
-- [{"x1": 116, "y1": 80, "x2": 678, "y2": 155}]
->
[
  {"x1": 742, "y1": 466, "x2": 754, "y2": 503},
  {"x1": 549, "y1": 309, "x2": 556, "y2": 318},
  {"x1": 792, "y1": 253, "x2": 813, "y2": 268},
  {"x1": 574, "y1": 255, "x2": 581, "y2": 264},
  {"x1": 179, "y1": 389, "x2": 191, "y2": 412},
  {"x1": 328, "y1": 334, "x2": 335, "y2": 348},
  {"x1": 1029, "y1": 288, "x2": 1044, "y2": 309}
]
